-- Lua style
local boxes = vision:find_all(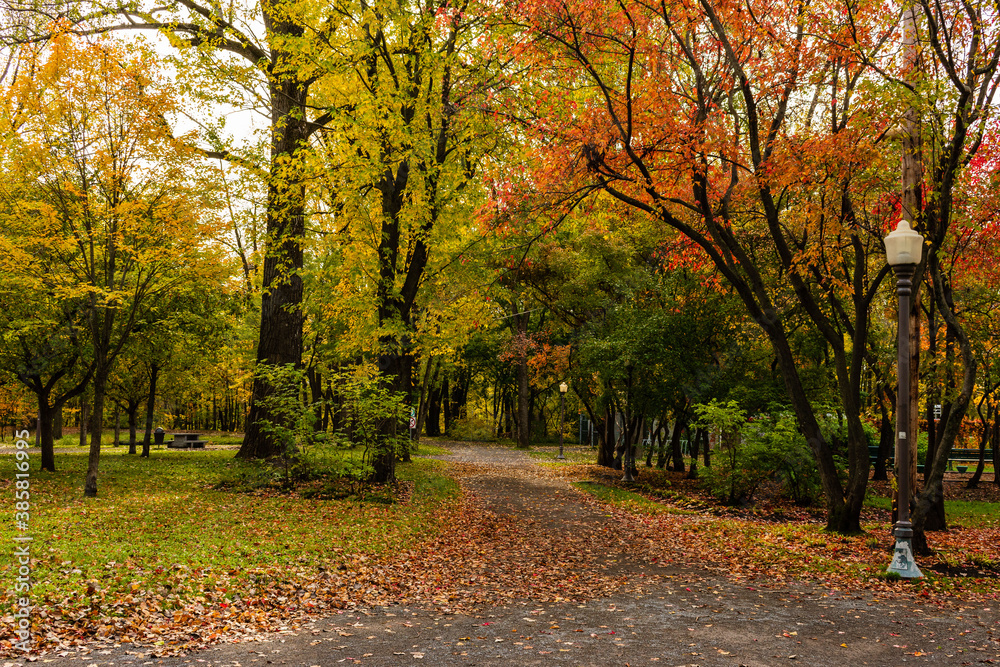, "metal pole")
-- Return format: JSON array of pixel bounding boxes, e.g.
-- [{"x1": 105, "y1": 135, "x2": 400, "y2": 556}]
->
[
  {"x1": 557, "y1": 392, "x2": 566, "y2": 460},
  {"x1": 888, "y1": 263, "x2": 922, "y2": 578}
]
